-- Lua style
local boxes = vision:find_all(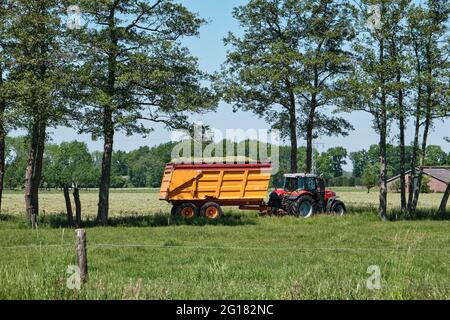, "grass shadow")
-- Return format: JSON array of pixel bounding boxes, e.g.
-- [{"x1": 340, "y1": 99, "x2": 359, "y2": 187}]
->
[
  {"x1": 35, "y1": 212, "x2": 258, "y2": 229},
  {"x1": 346, "y1": 205, "x2": 450, "y2": 221}
]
